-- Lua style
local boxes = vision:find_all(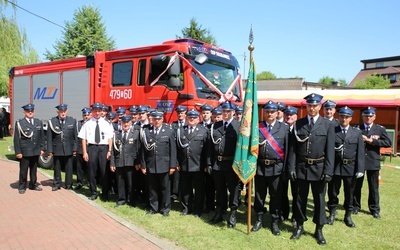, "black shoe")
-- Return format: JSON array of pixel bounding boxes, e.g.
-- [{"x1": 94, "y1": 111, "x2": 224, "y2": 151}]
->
[
  {"x1": 115, "y1": 201, "x2": 126, "y2": 207},
  {"x1": 314, "y1": 229, "x2": 326, "y2": 245},
  {"x1": 344, "y1": 216, "x2": 355, "y2": 227},
  {"x1": 290, "y1": 225, "x2": 304, "y2": 240},
  {"x1": 65, "y1": 186, "x2": 73, "y2": 190},
  {"x1": 30, "y1": 186, "x2": 43, "y2": 191},
  {"x1": 372, "y1": 212, "x2": 381, "y2": 219},
  {"x1": 18, "y1": 189, "x2": 26, "y2": 194},
  {"x1": 352, "y1": 208, "x2": 359, "y2": 215},
  {"x1": 162, "y1": 211, "x2": 170, "y2": 217},
  {"x1": 146, "y1": 210, "x2": 156, "y2": 215},
  {"x1": 52, "y1": 186, "x2": 61, "y2": 191},
  {"x1": 88, "y1": 194, "x2": 98, "y2": 200},
  {"x1": 251, "y1": 220, "x2": 263, "y2": 232},
  {"x1": 74, "y1": 184, "x2": 83, "y2": 190},
  {"x1": 271, "y1": 221, "x2": 280, "y2": 236},
  {"x1": 227, "y1": 210, "x2": 237, "y2": 228},
  {"x1": 209, "y1": 212, "x2": 223, "y2": 224},
  {"x1": 326, "y1": 211, "x2": 337, "y2": 225}
]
